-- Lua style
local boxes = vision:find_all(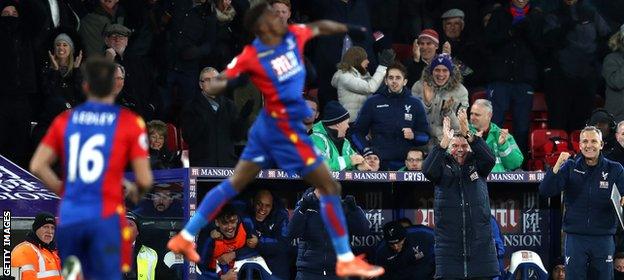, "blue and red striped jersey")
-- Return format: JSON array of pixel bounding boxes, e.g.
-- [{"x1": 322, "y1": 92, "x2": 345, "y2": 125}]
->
[
  {"x1": 224, "y1": 24, "x2": 314, "y2": 121},
  {"x1": 42, "y1": 102, "x2": 149, "y2": 226}
]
